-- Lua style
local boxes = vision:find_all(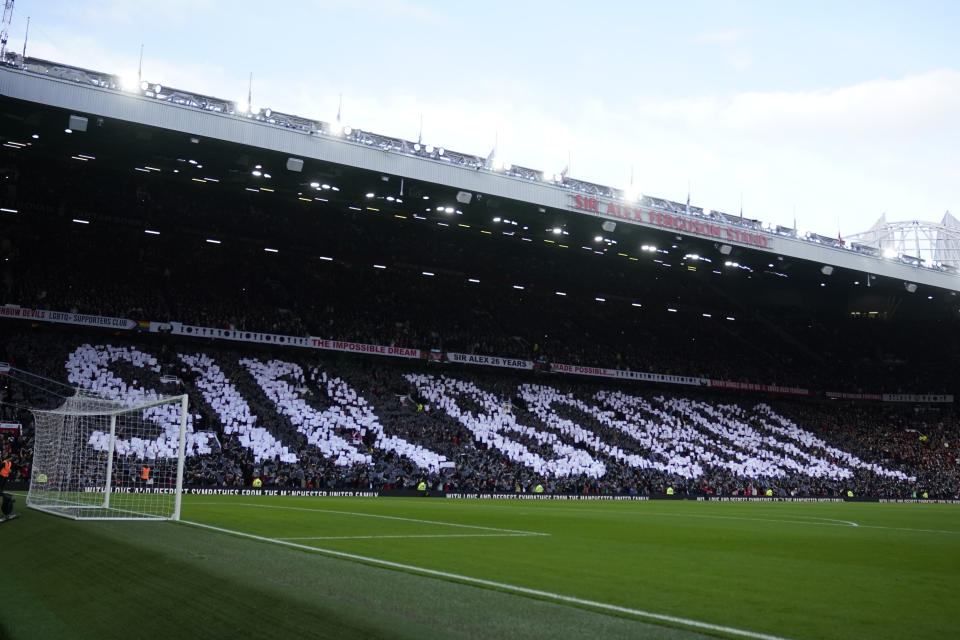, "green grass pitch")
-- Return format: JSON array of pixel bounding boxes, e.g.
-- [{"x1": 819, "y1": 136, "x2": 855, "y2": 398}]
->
[{"x1": 1, "y1": 495, "x2": 958, "y2": 639}]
